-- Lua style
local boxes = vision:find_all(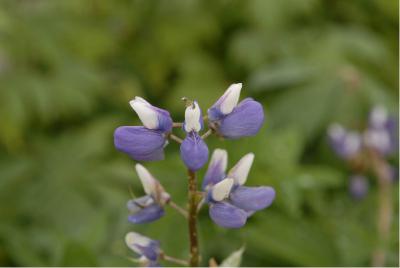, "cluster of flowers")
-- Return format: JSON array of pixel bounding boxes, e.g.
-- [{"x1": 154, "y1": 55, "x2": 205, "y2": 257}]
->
[
  {"x1": 328, "y1": 106, "x2": 398, "y2": 199},
  {"x1": 114, "y1": 83, "x2": 275, "y2": 265}
]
